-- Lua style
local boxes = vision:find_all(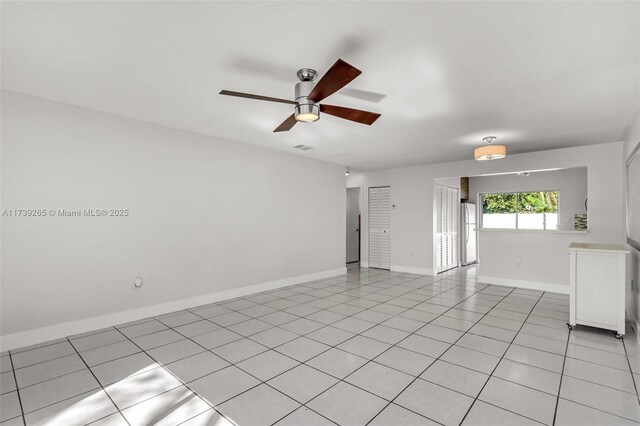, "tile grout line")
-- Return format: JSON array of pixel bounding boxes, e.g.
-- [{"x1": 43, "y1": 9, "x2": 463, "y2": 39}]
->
[
  {"x1": 458, "y1": 290, "x2": 546, "y2": 425},
  {"x1": 505, "y1": 335, "x2": 626, "y2": 363},
  {"x1": 180, "y1": 271, "x2": 478, "y2": 424},
  {"x1": 109, "y1": 325, "x2": 241, "y2": 426},
  {"x1": 263, "y1": 275, "x2": 482, "y2": 426},
  {"x1": 363, "y1": 286, "x2": 522, "y2": 426},
  {"x1": 10, "y1": 349, "x2": 85, "y2": 373},
  {"x1": 551, "y1": 326, "x2": 572, "y2": 425},
  {"x1": 559, "y1": 370, "x2": 640, "y2": 396},
  {"x1": 552, "y1": 395, "x2": 640, "y2": 424},
  {"x1": 622, "y1": 338, "x2": 640, "y2": 405},
  {"x1": 11, "y1": 337, "x2": 141, "y2": 377},
  {"x1": 110, "y1": 276, "x2": 392, "y2": 426},
  {"x1": 412, "y1": 288, "x2": 542, "y2": 423},
  {"x1": 124, "y1": 318, "x2": 321, "y2": 425},
  {"x1": 173, "y1": 272, "x2": 450, "y2": 425},
  {"x1": 555, "y1": 338, "x2": 640, "y2": 422},
  {"x1": 65, "y1": 337, "x2": 133, "y2": 426},
  {"x1": 268, "y1": 279, "x2": 542, "y2": 422},
  {"x1": 7, "y1": 351, "x2": 27, "y2": 426},
  {"x1": 268, "y1": 276, "x2": 491, "y2": 425},
  {"x1": 163, "y1": 269, "x2": 422, "y2": 426}
]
